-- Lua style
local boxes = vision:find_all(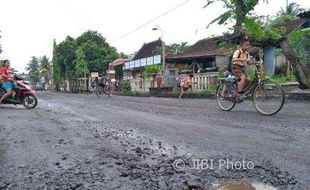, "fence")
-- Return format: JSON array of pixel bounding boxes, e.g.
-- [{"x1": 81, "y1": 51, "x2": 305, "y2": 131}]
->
[{"x1": 192, "y1": 72, "x2": 218, "y2": 92}]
